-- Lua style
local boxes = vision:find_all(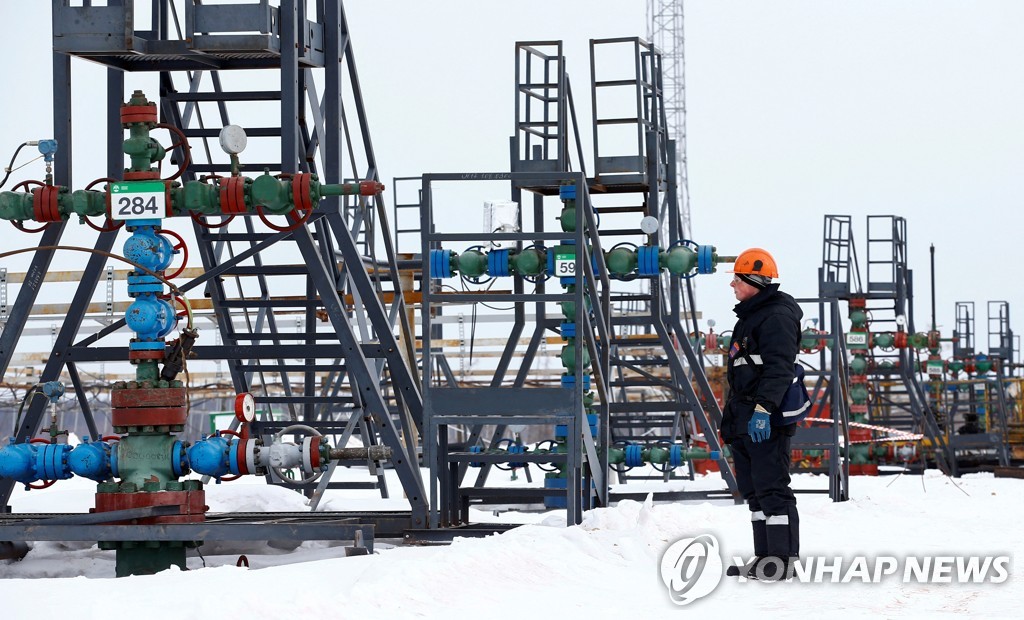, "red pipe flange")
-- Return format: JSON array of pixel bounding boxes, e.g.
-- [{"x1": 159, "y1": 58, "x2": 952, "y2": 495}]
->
[
  {"x1": 120, "y1": 105, "x2": 158, "y2": 126},
  {"x1": 219, "y1": 176, "x2": 247, "y2": 215},
  {"x1": 32, "y1": 185, "x2": 61, "y2": 222}
]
